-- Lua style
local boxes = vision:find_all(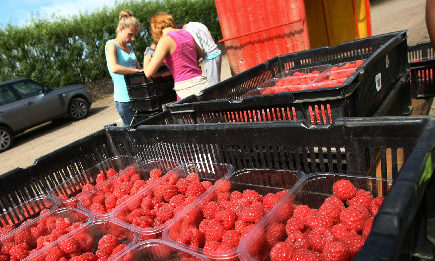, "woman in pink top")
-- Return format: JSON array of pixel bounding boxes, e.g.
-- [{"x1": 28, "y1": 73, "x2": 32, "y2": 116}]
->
[{"x1": 143, "y1": 12, "x2": 209, "y2": 100}]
